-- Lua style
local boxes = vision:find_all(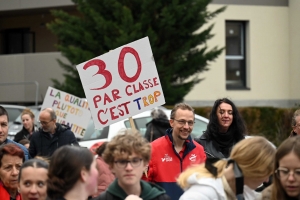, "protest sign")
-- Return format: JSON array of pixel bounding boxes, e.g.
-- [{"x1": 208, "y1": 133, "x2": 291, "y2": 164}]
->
[
  {"x1": 76, "y1": 37, "x2": 165, "y2": 129},
  {"x1": 41, "y1": 87, "x2": 91, "y2": 138}
]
